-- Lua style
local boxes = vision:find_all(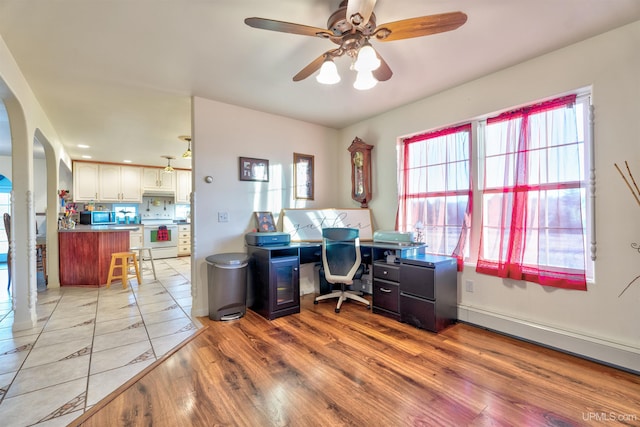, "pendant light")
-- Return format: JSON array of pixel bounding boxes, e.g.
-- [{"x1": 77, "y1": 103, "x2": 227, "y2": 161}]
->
[
  {"x1": 162, "y1": 155, "x2": 175, "y2": 173},
  {"x1": 179, "y1": 135, "x2": 192, "y2": 158}
]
